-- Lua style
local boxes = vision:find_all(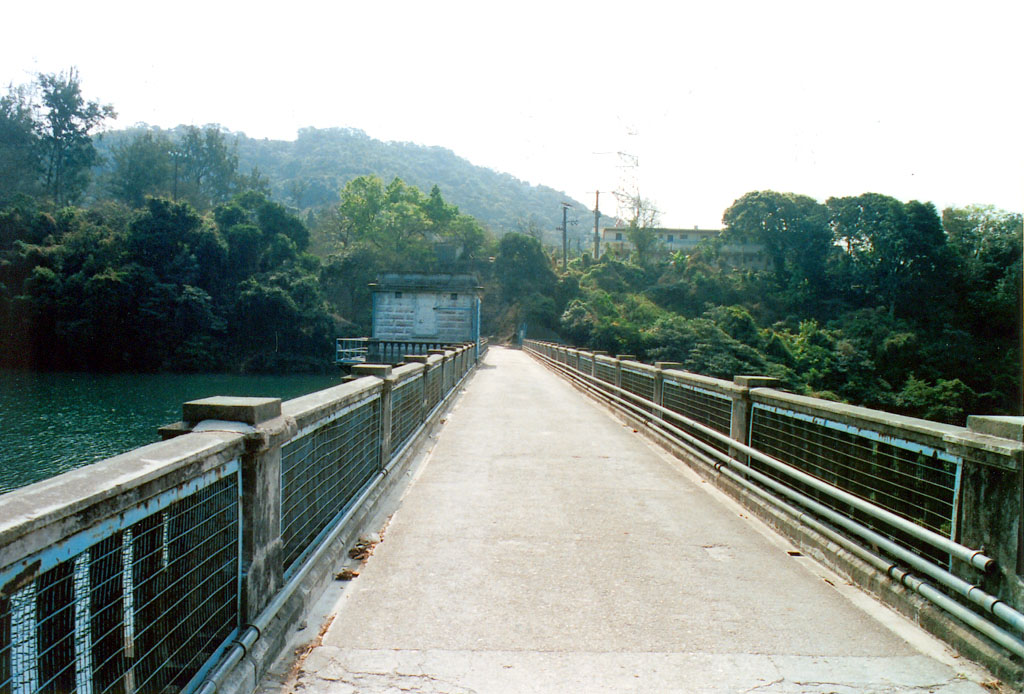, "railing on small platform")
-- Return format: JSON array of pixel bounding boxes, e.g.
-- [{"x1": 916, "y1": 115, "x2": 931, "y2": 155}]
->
[
  {"x1": 336, "y1": 338, "x2": 486, "y2": 365},
  {"x1": 524, "y1": 339, "x2": 1024, "y2": 675},
  {"x1": 336, "y1": 337, "x2": 370, "y2": 364}
]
